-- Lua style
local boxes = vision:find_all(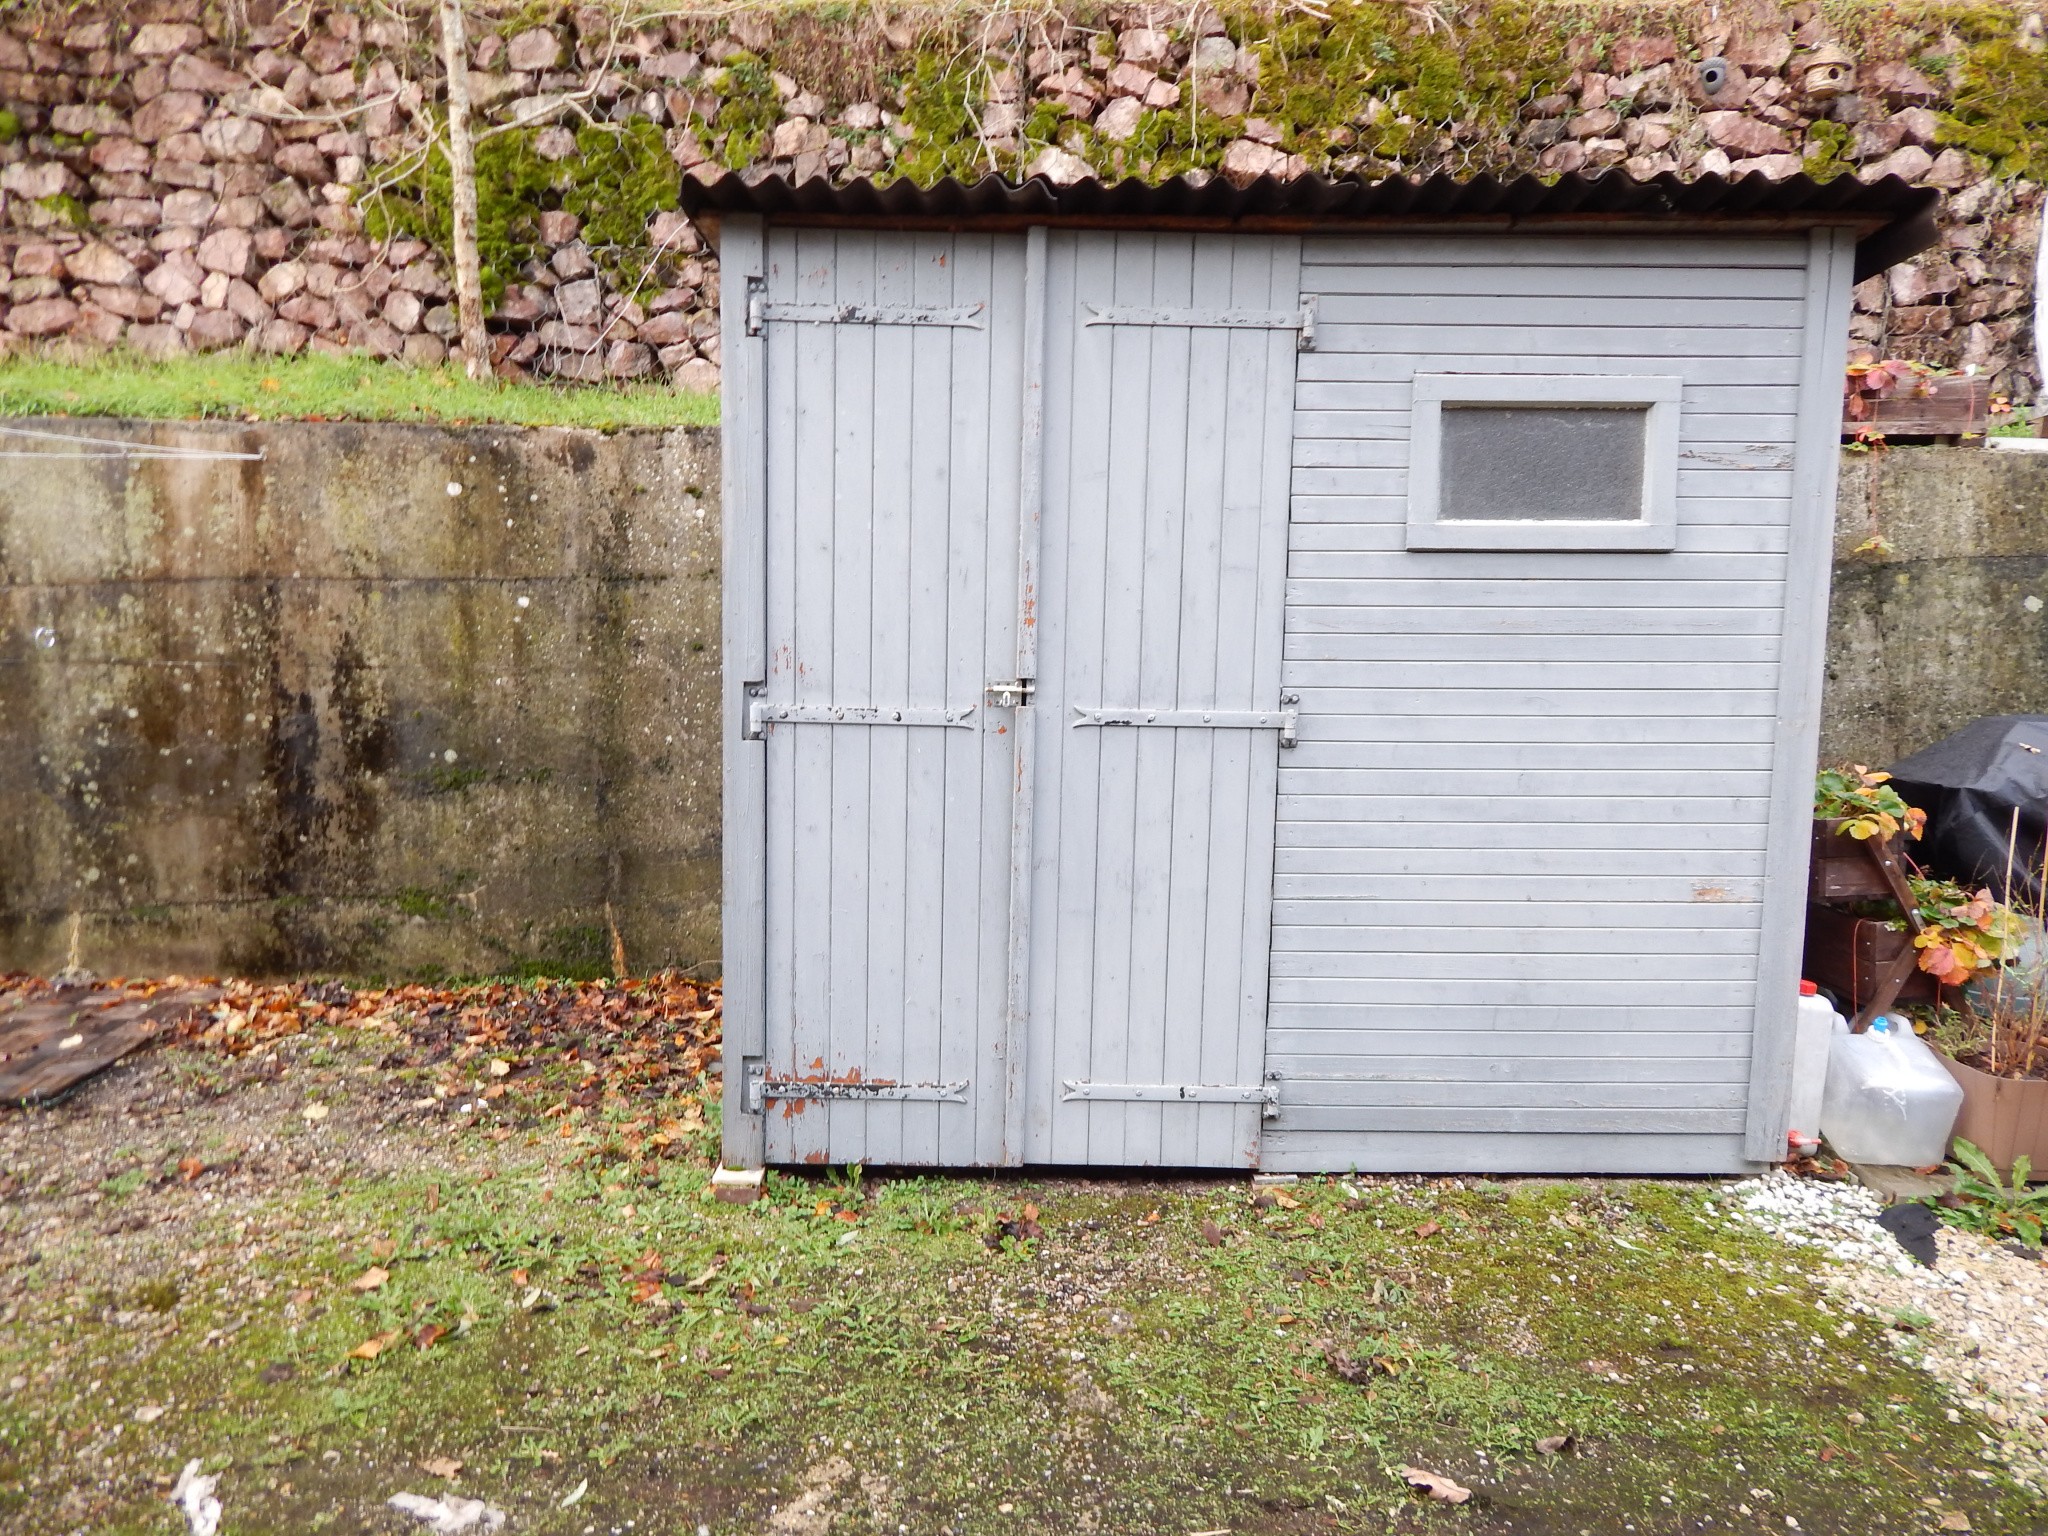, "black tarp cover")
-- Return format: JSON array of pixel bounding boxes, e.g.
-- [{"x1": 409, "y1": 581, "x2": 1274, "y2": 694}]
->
[{"x1": 1889, "y1": 715, "x2": 2048, "y2": 905}]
